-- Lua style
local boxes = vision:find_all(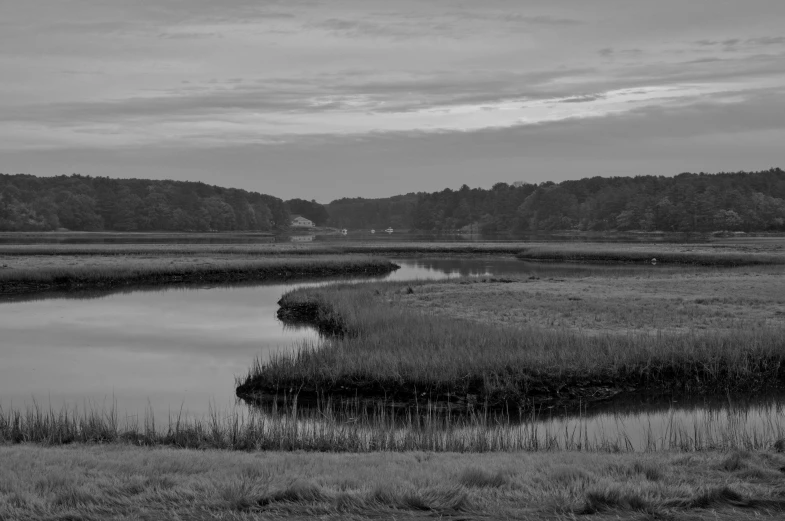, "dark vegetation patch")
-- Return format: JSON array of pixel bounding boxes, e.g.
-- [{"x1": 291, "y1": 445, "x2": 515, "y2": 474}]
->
[
  {"x1": 516, "y1": 246, "x2": 785, "y2": 266},
  {"x1": 0, "y1": 258, "x2": 399, "y2": 297},
  {"x1": 237, "y1": 280, "x2": 785, "y2": 412}
]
